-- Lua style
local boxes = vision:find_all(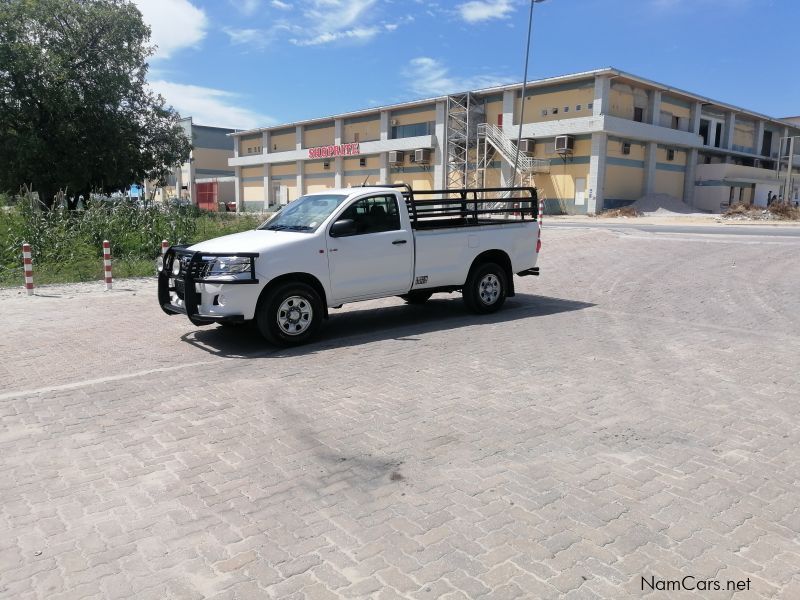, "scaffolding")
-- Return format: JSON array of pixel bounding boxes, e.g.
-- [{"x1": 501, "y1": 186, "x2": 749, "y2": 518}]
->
[{"x1": 445, "y1": 93, "x2": 483, "y2": 190}]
